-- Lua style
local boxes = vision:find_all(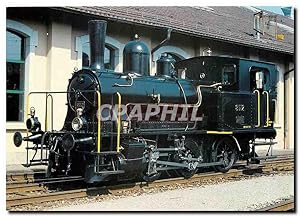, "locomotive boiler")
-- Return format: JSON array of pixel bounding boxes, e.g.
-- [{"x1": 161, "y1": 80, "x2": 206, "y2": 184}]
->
[{"x1": 13, "y1": 20, "x2": 278, "y2": 183}]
